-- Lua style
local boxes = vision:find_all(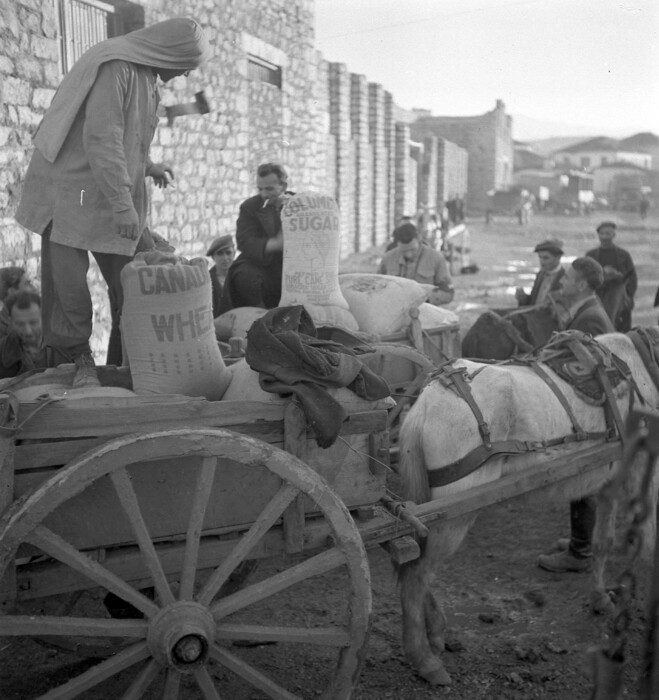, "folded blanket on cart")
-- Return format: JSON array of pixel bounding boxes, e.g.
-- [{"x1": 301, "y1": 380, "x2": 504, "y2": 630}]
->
[{"x1": 246, "y1": 305, "x2": 391, "y2": 447}]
